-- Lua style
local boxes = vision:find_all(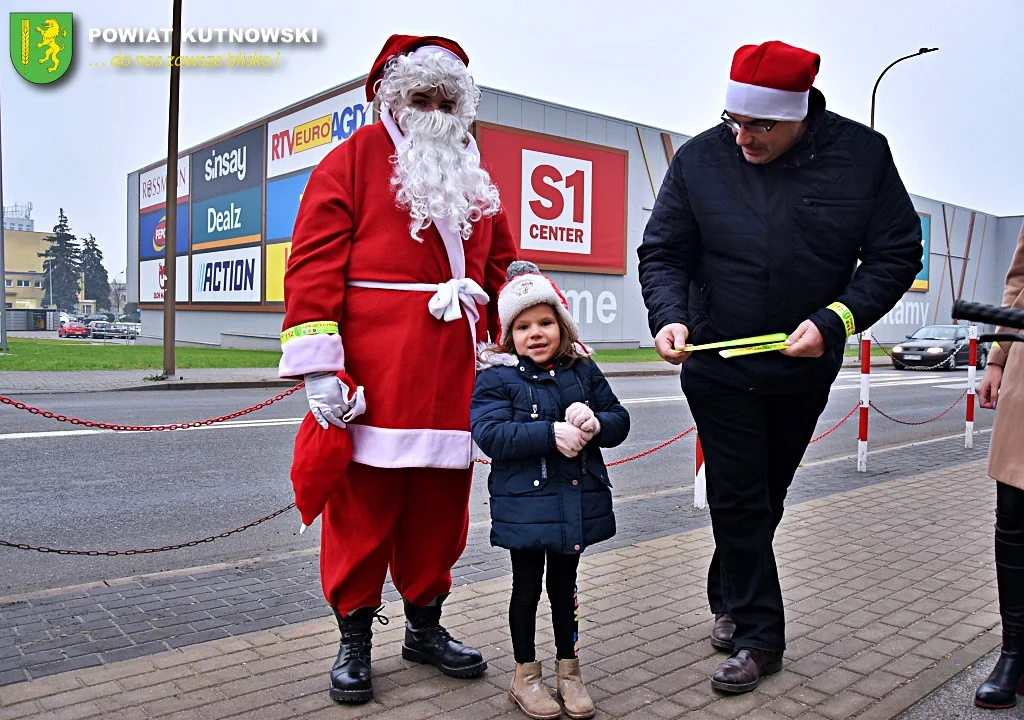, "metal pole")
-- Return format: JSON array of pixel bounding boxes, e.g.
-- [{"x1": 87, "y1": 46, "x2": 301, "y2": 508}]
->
[
  {"x1": 0, "y1": 76, "x2": 6, "y2": 351},
  {"x1": 863, "y1": 47, "x2": 937, "y2": 360},
  {"x1": 162, "y1": 0, "x2": 183, "y2": 376}
]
